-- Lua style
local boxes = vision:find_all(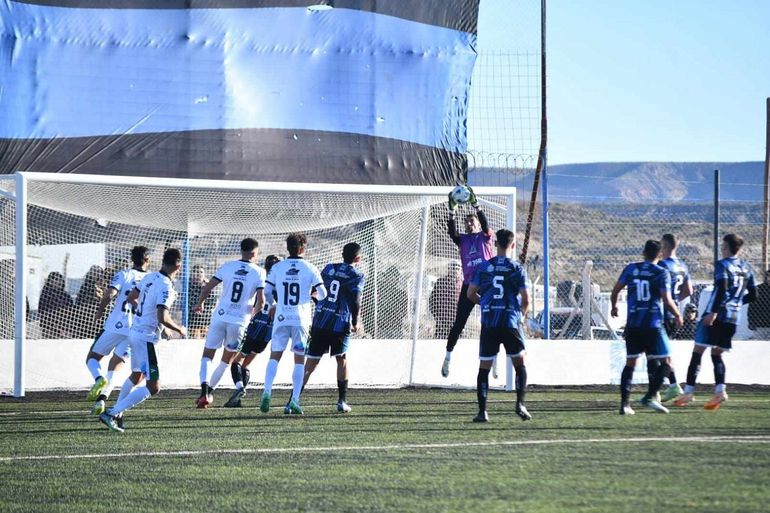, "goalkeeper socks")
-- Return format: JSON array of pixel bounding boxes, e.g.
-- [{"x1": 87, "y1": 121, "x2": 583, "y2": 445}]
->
[
  {"x1": 209, "y1": 361, "x2": 229, "y2": 390},
  {"x1": 514, "y1": 364, "x2": 527, "y2": 404},
  {"x1": 686, "y1": 352, "x2": 703, "y2": 387},
  {"x1": 291, "y1": 363, "x2": 305, "y2": 403},
  {"x1": 476, "y1": 367, "x2": 490, "y2": 412},
  {"x1": 199, "y1": 357, "x2": 212, "y2": 384},
  {"x1": 263, "y1": 359, "x2": 279, "y2": 395},
  {"x1": 231, "y1": 362, "x2": 243, "y2": 387},
  {"x1": 620, "y1": 365, "x2": 634, "y2": 404},
  {"x1": 337, "y1": 379, "x2": 348, "y2": 403},
  {"x1": 86, "y1": 358, "x2": 102, "y2": 380},
  {"x1": 711, "y1": 354, "x2": 726, "y2": 385},
  {"x1": 110, "y1": 386, "x2": 151, "y2": 416}
]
